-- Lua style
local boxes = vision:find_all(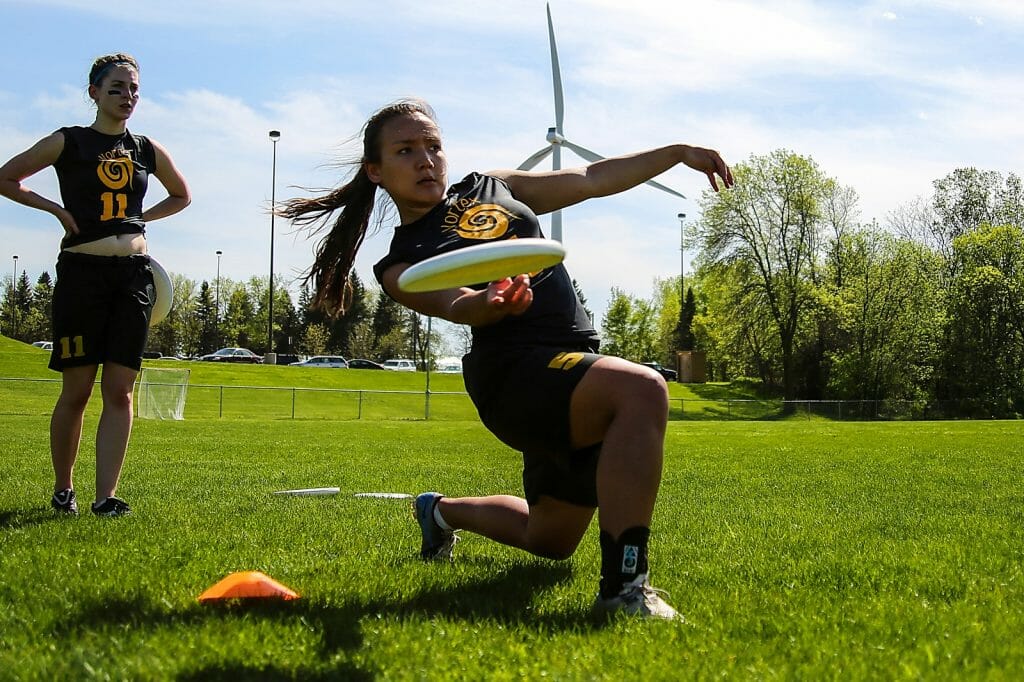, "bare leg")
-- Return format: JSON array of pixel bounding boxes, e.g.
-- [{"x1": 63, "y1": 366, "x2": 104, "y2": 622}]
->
[
  {"x1": 50, "y1": 365, "x2": 98, "y2": 491},
  {"x1": 568, "y1": 357, "x2": 669, "y2": 539},
  {"x1": 95, "y1": 362, "x2": 138, "y2": 500},
  {"x1": 439, "y1": 495, "x2": 595, "y2": 560}
]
